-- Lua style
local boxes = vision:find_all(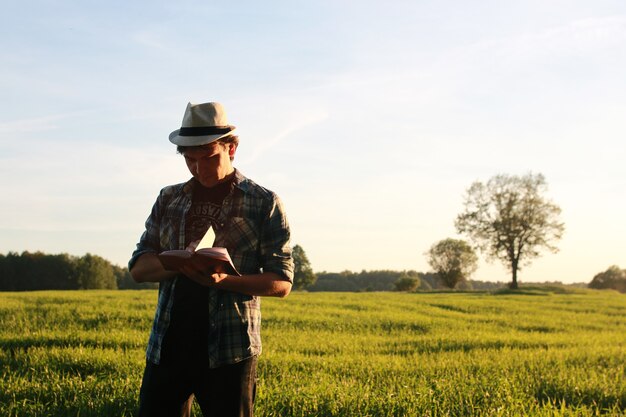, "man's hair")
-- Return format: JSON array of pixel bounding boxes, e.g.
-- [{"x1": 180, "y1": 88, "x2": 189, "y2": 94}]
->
[{"x1": 176, "y1": 135, "x2": 239, "y2": 161}]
